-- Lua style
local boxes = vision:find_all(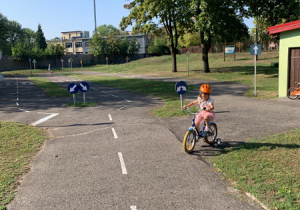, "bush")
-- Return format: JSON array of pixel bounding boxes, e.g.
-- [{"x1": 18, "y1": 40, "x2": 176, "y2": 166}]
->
[{"x1": 147, "y1": 37, "x2": 170, "y2": 55}]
